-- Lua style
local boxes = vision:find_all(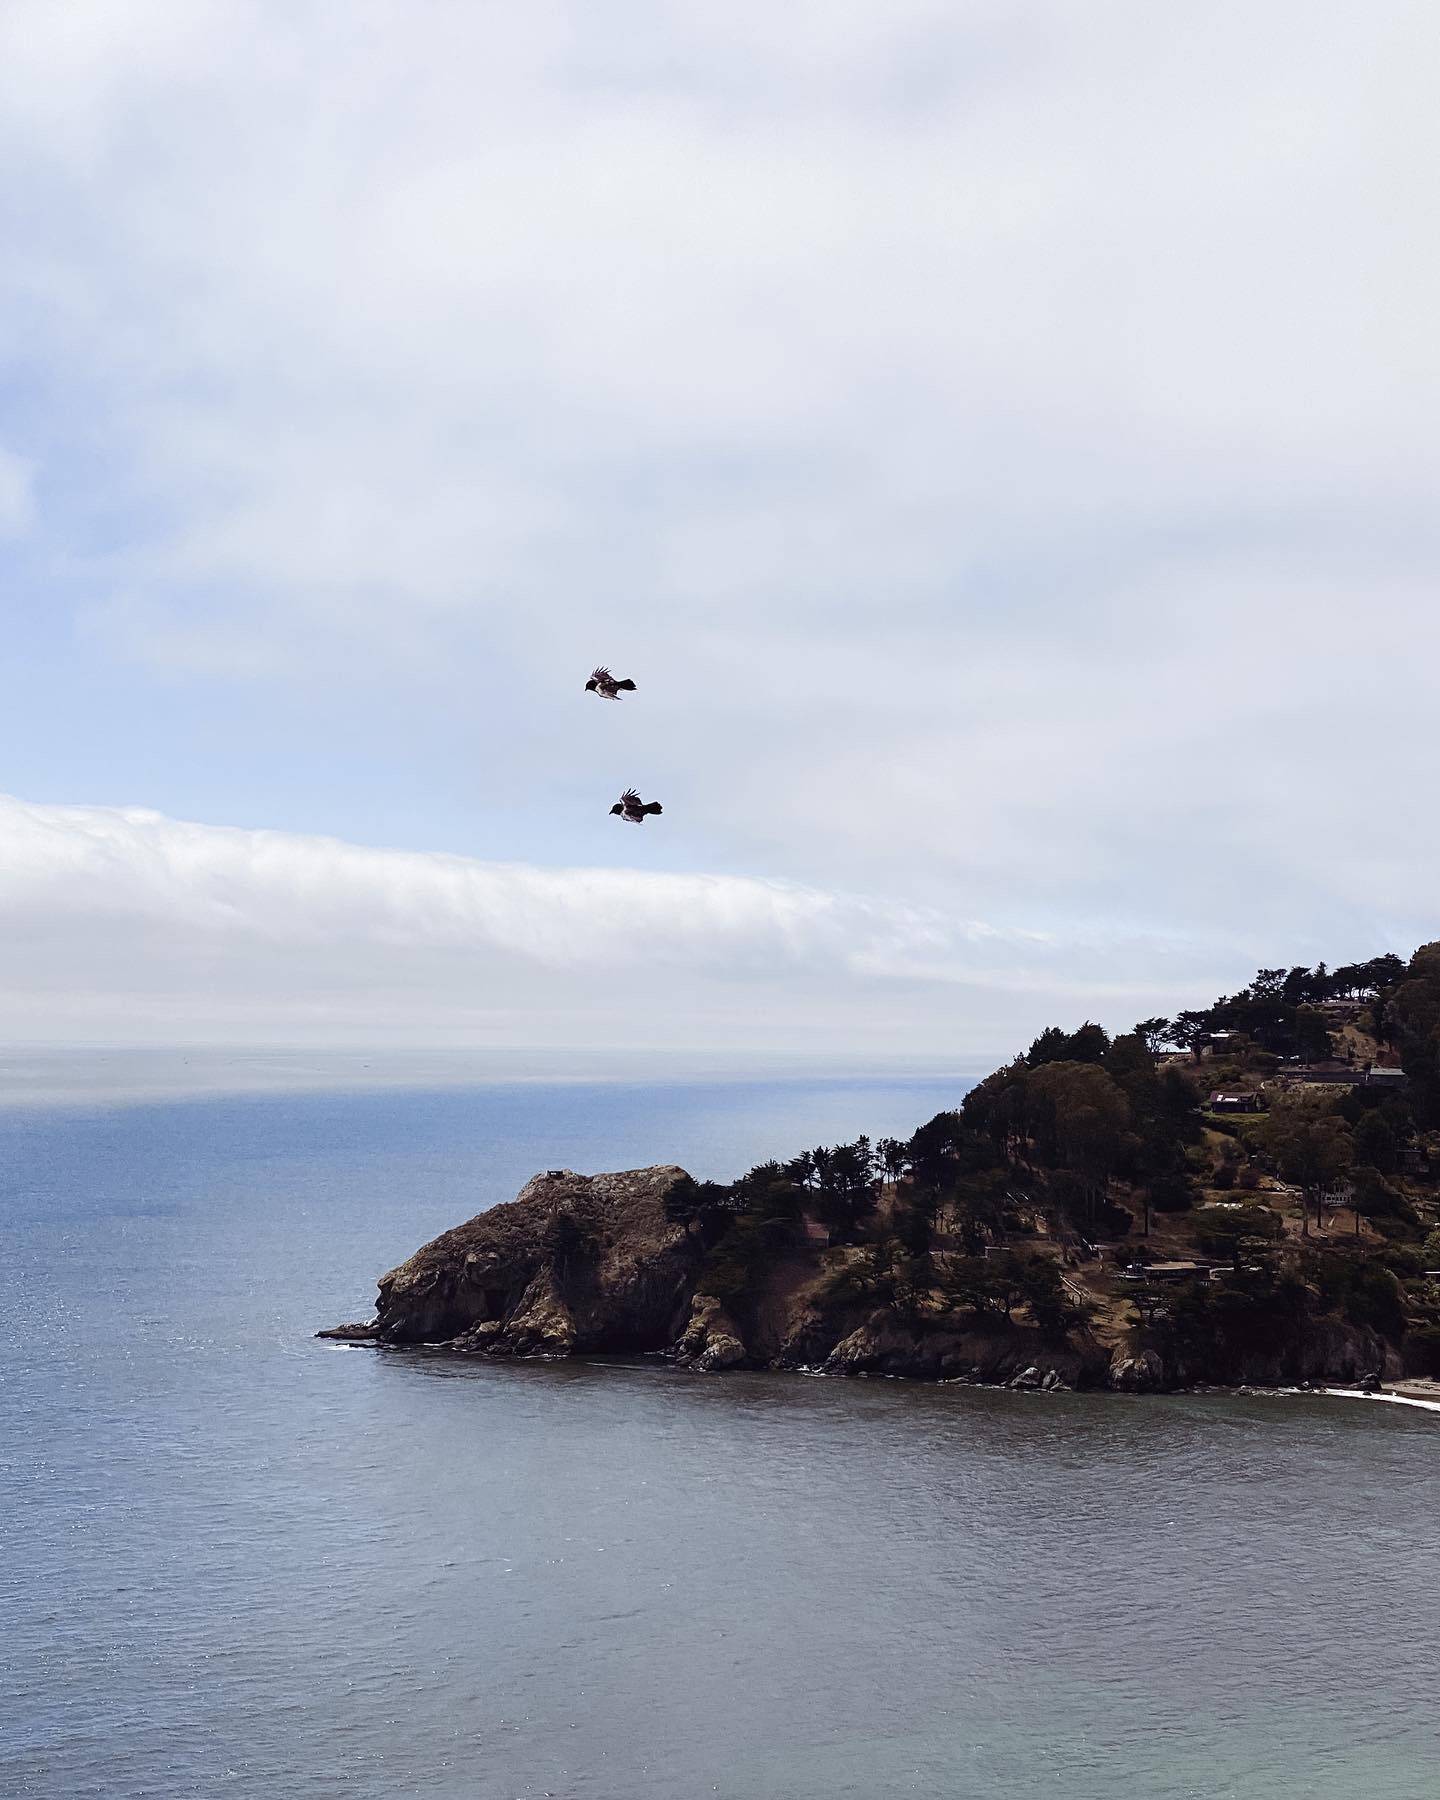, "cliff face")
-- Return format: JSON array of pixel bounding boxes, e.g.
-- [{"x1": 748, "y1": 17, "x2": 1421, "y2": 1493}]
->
[
  {"x1": 320, "y1": 1164, "x2": 1403, "y2": 1393},
  {"x1": 360, "y1": 1165, "x2": 698, "y2": 1356},
  {"x1": 1117, "y1": 1317, "x2": 1402, "y2": 1393}
]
